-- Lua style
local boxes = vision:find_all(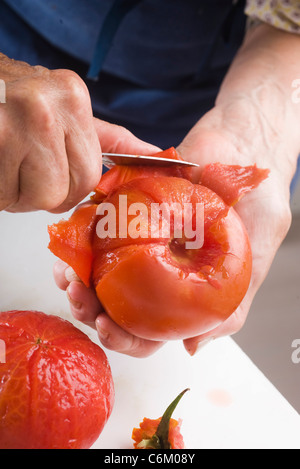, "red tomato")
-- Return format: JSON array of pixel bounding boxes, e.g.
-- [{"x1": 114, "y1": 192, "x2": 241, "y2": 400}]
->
[
  {"x1": 0, "y1": 310, "x2": 114, "y2": 449},
  {"x1": 48, "y1": 148, "x2": 268, "y2": 341}
]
